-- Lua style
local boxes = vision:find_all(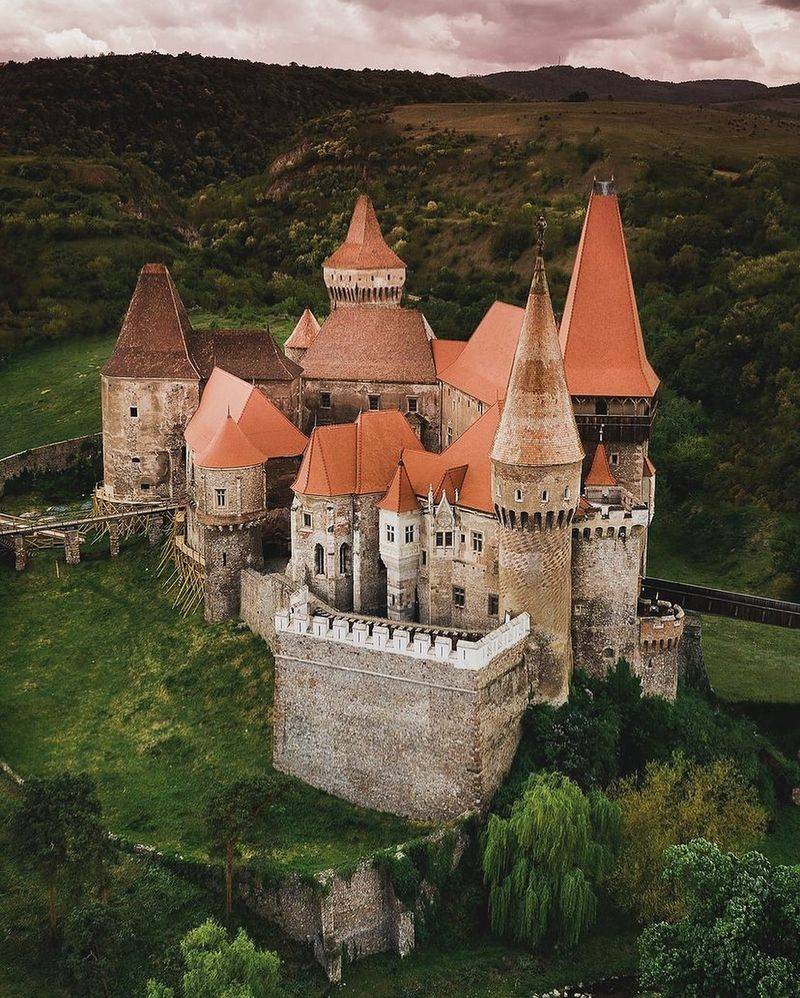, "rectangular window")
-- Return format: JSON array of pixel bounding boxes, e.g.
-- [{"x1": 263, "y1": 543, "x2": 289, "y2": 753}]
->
[
  {"x1": 472, "y1": 531, "x2": 483, "y2": 553},
  {"x1": 515, "y1": 488, "x2": 524, "y2": 502},
  {"x1": 368, "y1": 394, "x2": 380, "y2": 411},
  {"x1": 610, "y1": 452, "x2": 620, "y2": 466},
  {"x1": 446, "y1": 426, "x2": 453, "y2": 447},
  {"x1": 215, "y1": 488, "x2": 227, "y2": 508},
  {"x1": 404, "y1": 524, "x2": 415, "y2": 543},
  {"x1": 320, "y1": 392, "x2": 331, "y2": 409},
  {"x1": 435, "y1": 530, "x2": 454, "y2": 548},
  {"x1": 140, "y1": 482, "x2": 150, "y2": 491},
  {"x1": 488, "y1": 594, "x2": 499, "y2": 616},
  {"x1": 421, "y1": 550, "x2": 427, "y2": 566},
  {"x1": 407, "y1": 396, "x2": 418, "y2": 414},
  {"x1": 129, "y1": 406, "x2": 138, "y2": 418},
  {"x1": 302, "y1": 511, "x2": 312, "y2": 528},
  {"x1": 386, "y1": 523, "x2": 395, "y2": 542},
  {"x1": 564, "y1": 486, "x2": 571, "y2": 500},
  {"x1": 452, "y1": 586, "x2": 466, "y2": 609}
]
